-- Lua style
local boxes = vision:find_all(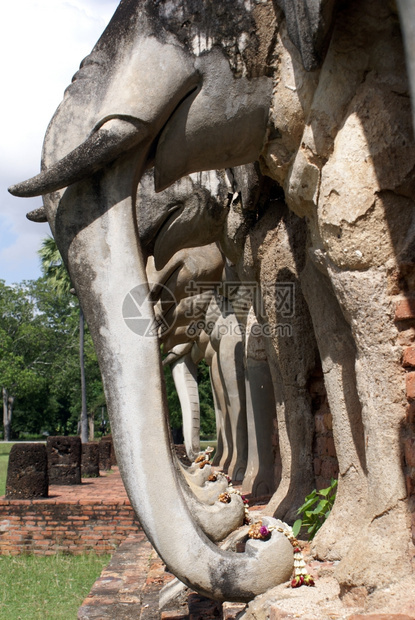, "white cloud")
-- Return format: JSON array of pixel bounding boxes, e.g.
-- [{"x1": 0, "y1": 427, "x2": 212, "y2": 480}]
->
[{"x1": 0, "y1": 0, "x2": 119, "y2": 284}]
